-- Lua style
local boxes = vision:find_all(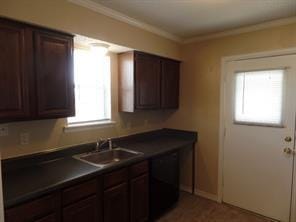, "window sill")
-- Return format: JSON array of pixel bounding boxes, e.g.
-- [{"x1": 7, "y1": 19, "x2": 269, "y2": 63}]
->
[{"x1": 64, "y1": 120, "x2": 116, "y2": 133}]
